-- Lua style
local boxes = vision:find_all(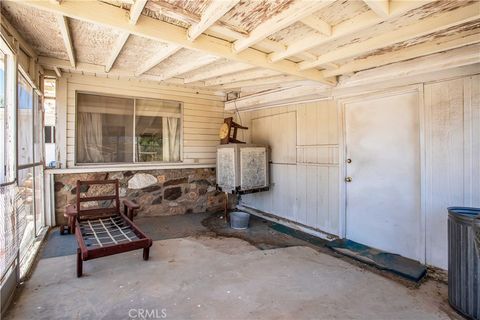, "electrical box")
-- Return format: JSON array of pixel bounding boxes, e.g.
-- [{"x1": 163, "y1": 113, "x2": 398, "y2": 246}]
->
[{"x1": 216, "y1": 144, "x2": 269, "y2": 194}]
